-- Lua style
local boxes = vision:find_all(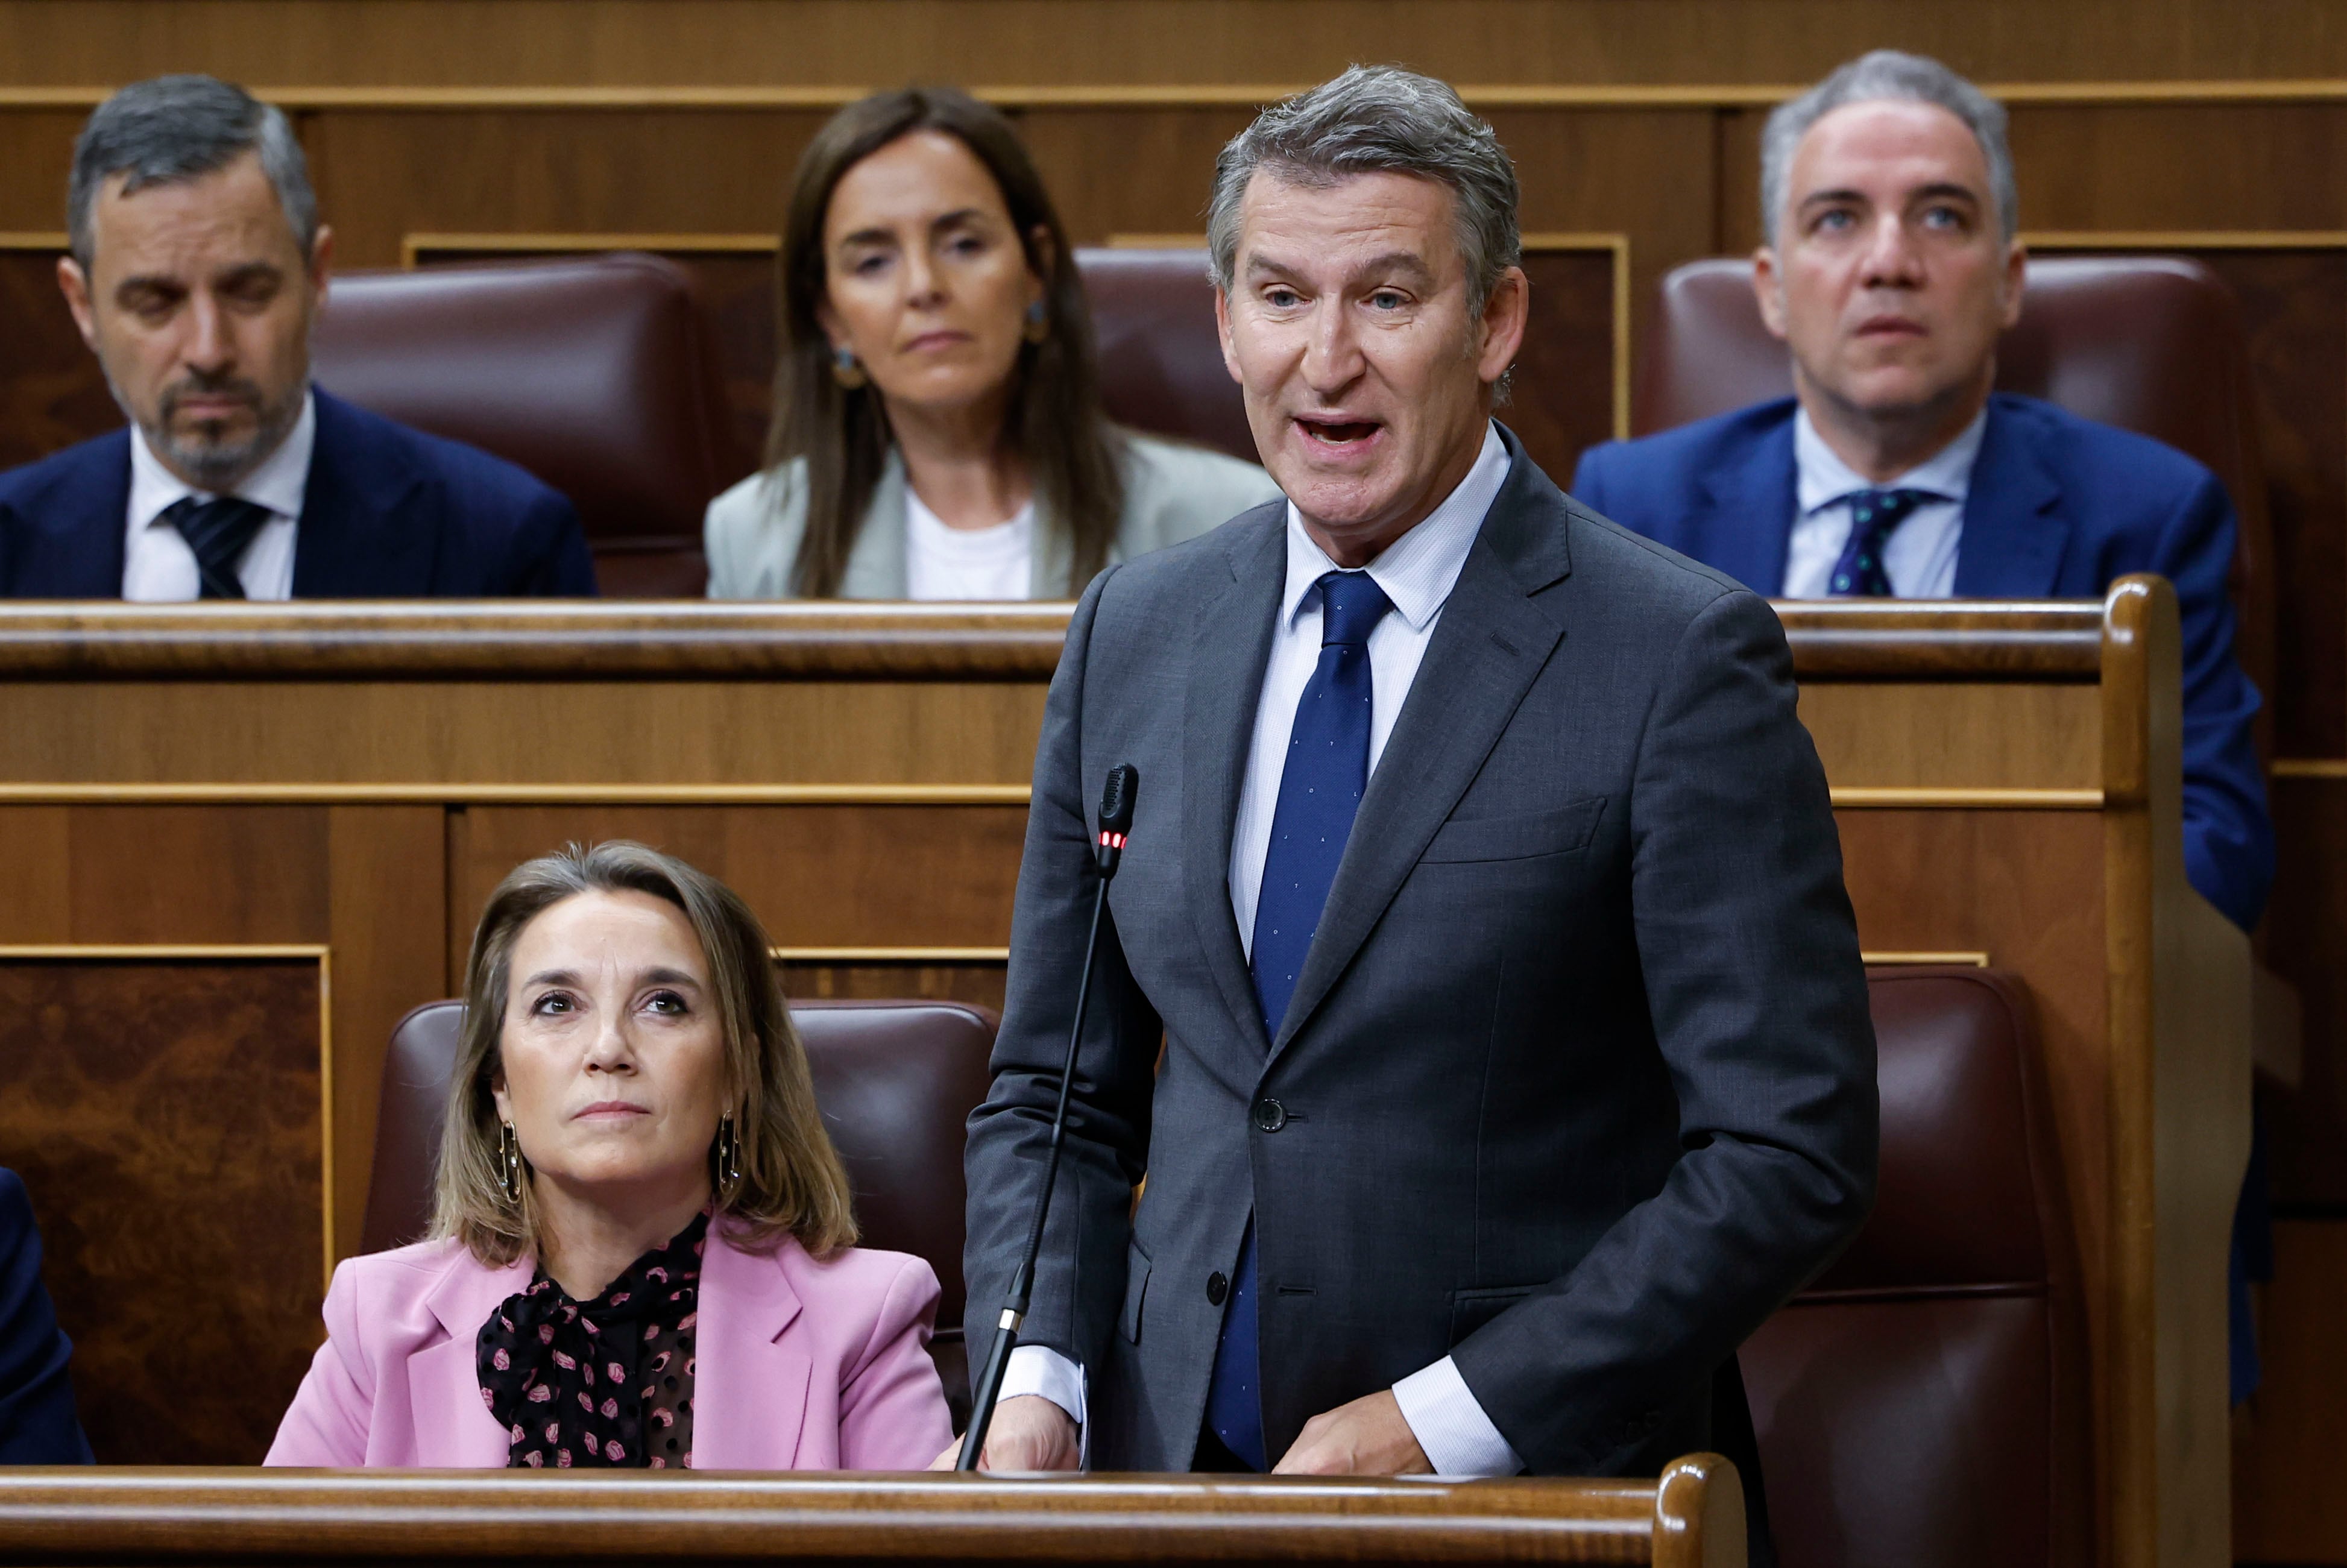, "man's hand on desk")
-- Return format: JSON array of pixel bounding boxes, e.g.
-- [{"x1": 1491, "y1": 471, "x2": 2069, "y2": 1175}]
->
[
  {"x1": 930, "y1": 1394, "x2": 1082, "y2": 1472},
  {"x1": 1271, "y1": 1389, "x2": 1432, "y2": 1476}
]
